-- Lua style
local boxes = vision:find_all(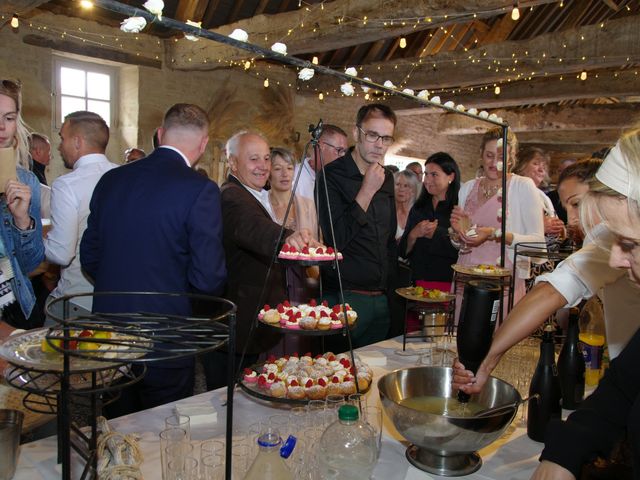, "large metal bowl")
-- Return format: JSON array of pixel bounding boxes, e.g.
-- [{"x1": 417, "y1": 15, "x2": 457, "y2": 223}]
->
[{"x1": 378, "y1": 366, "x2": 520, "y2": 476}]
